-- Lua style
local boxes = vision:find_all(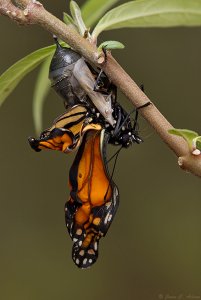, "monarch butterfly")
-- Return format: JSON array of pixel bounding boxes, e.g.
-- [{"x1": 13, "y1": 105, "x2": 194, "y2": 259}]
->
[
  {"x1": 29, "y1": 41, "x2": 150, "y2": 268},
  {"x1": 29, "y1": 106, "x2": 118, "y2": 268}
]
